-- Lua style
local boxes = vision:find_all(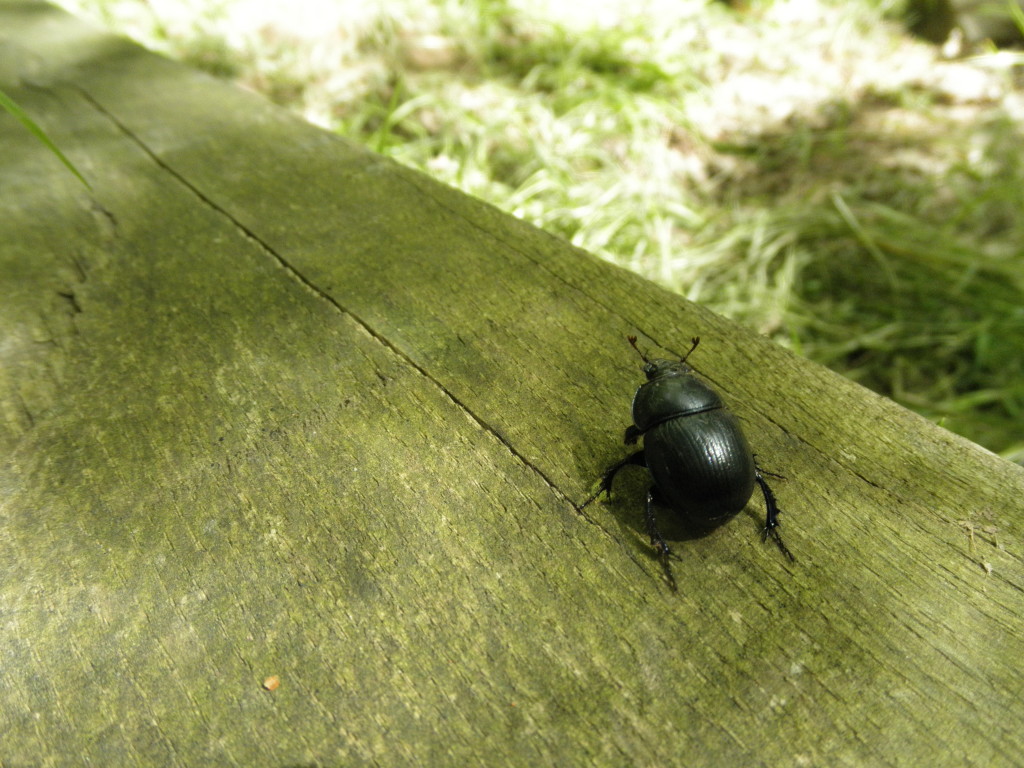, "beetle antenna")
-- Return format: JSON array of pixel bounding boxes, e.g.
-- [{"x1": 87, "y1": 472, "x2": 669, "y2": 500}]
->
[
  {"x1": 680, "y1": 337, "x2": 700, "y2": 364},
  {"x1": 627, "y1": 335, "x2": 650, "y2": 363}
]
